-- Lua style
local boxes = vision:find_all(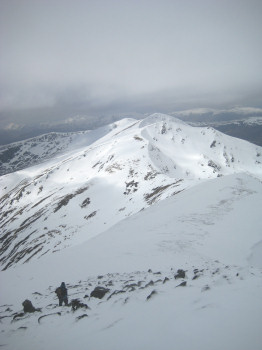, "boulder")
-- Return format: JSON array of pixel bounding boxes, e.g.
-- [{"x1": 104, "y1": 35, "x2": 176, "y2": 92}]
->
[
  {"x1": 22, "y1": 299, "x2": 37, "y2": 313},
  {"x1": 90, "y1": 286, "x2": 110, "y2": 299},
  {"x1": 174, "y1": 269, "x2": 186, "y2": 279}
]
